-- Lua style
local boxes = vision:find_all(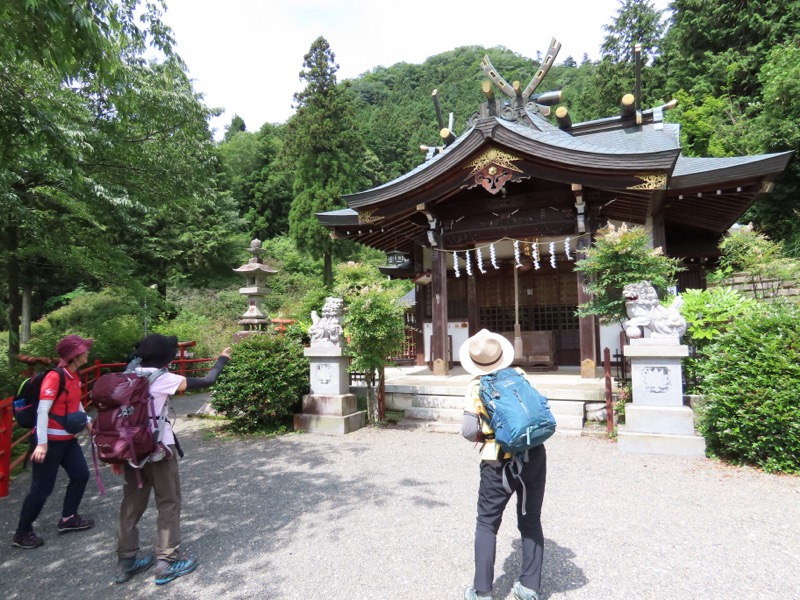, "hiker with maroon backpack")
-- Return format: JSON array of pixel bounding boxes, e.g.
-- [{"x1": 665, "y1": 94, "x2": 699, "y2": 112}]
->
[
  {"x1": 109, "y1": 333, "x2": 231, "y2": 586},
  {"x1": 460, "y1": 329, "x2": 549, "y2": 600},
  {"x1": 12, "y1": 335, "x2": 95, "y2": 549}
]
